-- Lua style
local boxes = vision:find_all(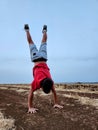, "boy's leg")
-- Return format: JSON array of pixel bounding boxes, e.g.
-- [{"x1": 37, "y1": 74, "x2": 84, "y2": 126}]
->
[
  {"x1": 24, "y1": 24, "x2": 38, "y2": 62},
  {"x1": 41, "y1": 25, "x2": 47, "y2": 43},
  {"x1": 26, "y1": 31, "x2": 34, "y2": 44},
  {"x1": 24, "y1": 24, "x2": 34, "y2": 44},
  {"x1": 39, "y1": 25, "x2": 48, "y2": 60},
  {"x1": 41, "y1": 31, "x2": 47, "y2": 43}
]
